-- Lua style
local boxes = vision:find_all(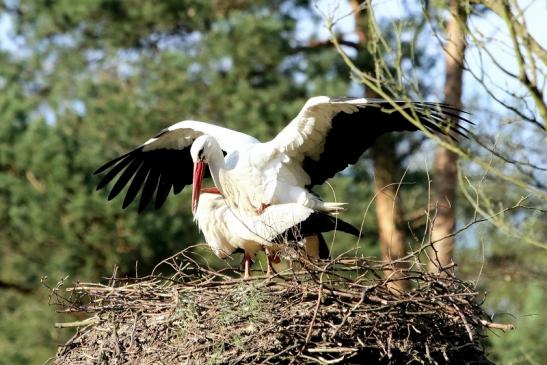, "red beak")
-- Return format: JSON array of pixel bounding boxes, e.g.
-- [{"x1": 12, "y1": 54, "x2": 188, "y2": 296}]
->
[{"x1": 192, "y1": 160, "x2": 206, "y2": 214}]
